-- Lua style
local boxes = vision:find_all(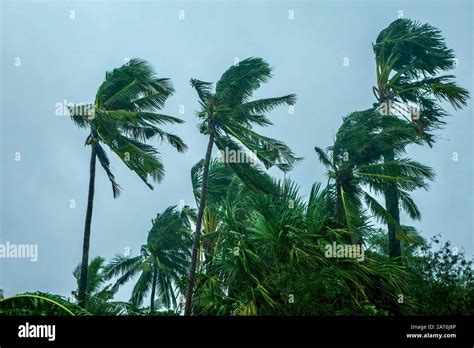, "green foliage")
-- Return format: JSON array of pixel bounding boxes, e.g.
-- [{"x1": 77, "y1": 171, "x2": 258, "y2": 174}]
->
[
  {"x1": 0, "y1": 292, "x2": 87, "y2": 316},
  {"x1": 315, "y1": 109, "x2": 434, "y2": 242},
  {"x1": 69, "y1": 58, "x2": 187, "y2": 193},
  {"x1": 191, "y1": 57, "x2": 300, "y2": 190},
  {"x1": 191, "y1": 176, "x2": 410, "y2": 315},
  {"x1": 373, "y1": 18, "x2": 469, "y2": 145},
  {"x1": 405, "y1": 236, "x2": 474, "y2": 315},
  {"x1": 71, "y1": 256, "x2": 126, "y2": 315},
  {"x1": 104, "y1": 206, "x2": 192, "y2": 311},
  {"x1": 7, "y1": 20, "x2": 470, "y2": 317}
]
